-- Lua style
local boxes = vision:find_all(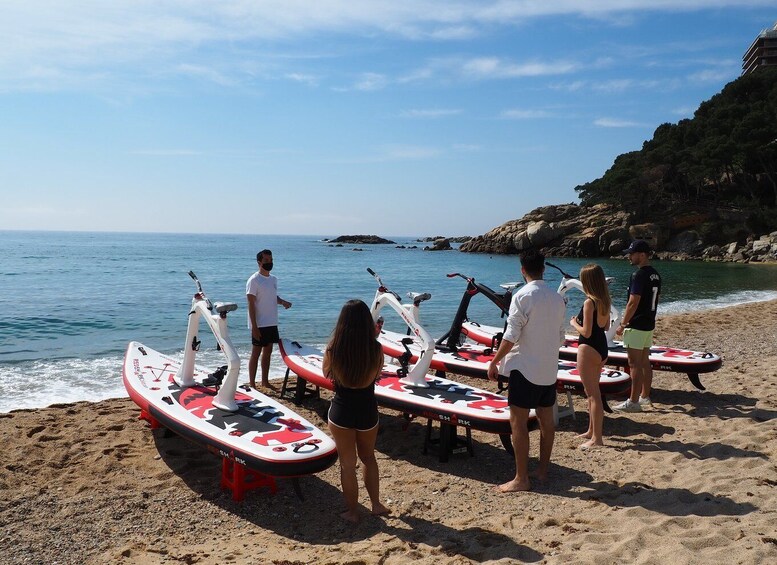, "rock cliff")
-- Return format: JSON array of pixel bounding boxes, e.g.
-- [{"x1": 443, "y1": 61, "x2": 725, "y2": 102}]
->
[{"x1": 460, "y1": 203, "x2": 777, "y2": 263}]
